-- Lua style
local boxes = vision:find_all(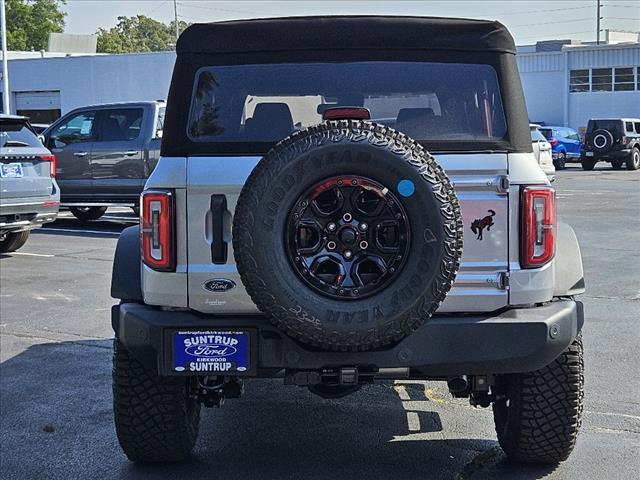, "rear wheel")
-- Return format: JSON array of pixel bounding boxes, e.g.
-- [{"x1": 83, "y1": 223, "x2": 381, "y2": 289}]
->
[
  {"x1": 581, "y1": 159, "x2": 596, "y2": 171},
  {"x1": 493, "y1": 336, "x2": 584, "y2": 464},
  {"x1": 69, "y1": 206, "x2": 108, "y2": 221},
  {"x1": 0, "y1": 230, "x2": 30, "y2": 253},
  {"x1": 554, "y1": 152, "x2": 566, "y2": 170},
  {"x1": 113, "y1": 340, "x2": 201, "y2": 463},
  {"x1": 627, "y1": 148, "x2": 640, "y2": 171}
]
